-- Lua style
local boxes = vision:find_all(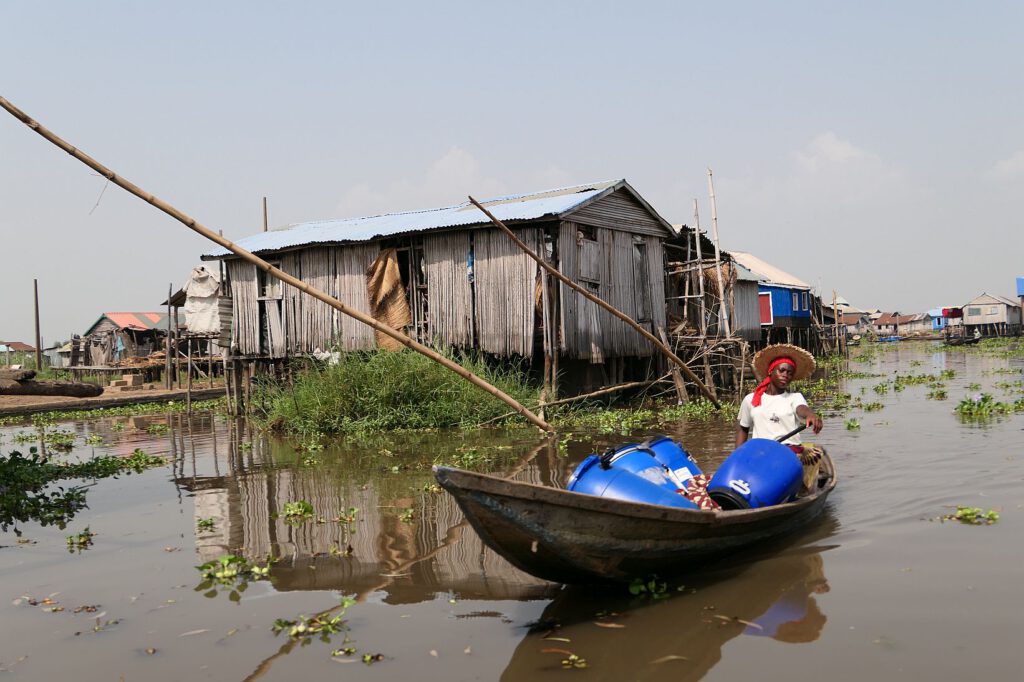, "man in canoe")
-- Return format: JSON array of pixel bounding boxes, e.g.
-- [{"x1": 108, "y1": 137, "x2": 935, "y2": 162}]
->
[{"x1": 735, "y1": 343, "x2": 823, "y2": 449}]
